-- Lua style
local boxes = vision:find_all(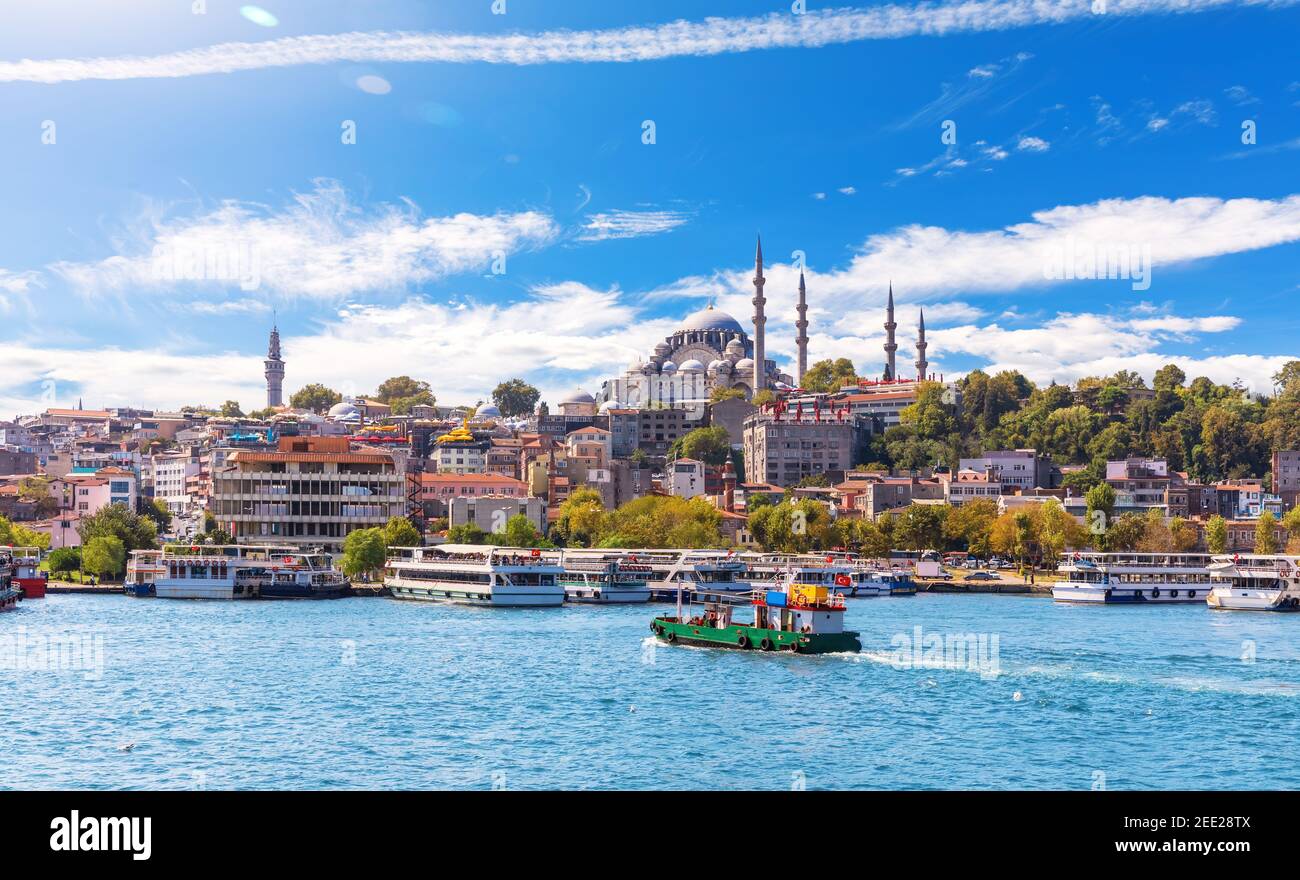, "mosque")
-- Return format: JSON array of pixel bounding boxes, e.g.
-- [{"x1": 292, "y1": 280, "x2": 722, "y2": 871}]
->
[{"x1": 595, "y1": 238, "x2": 796, "y2": 411}]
